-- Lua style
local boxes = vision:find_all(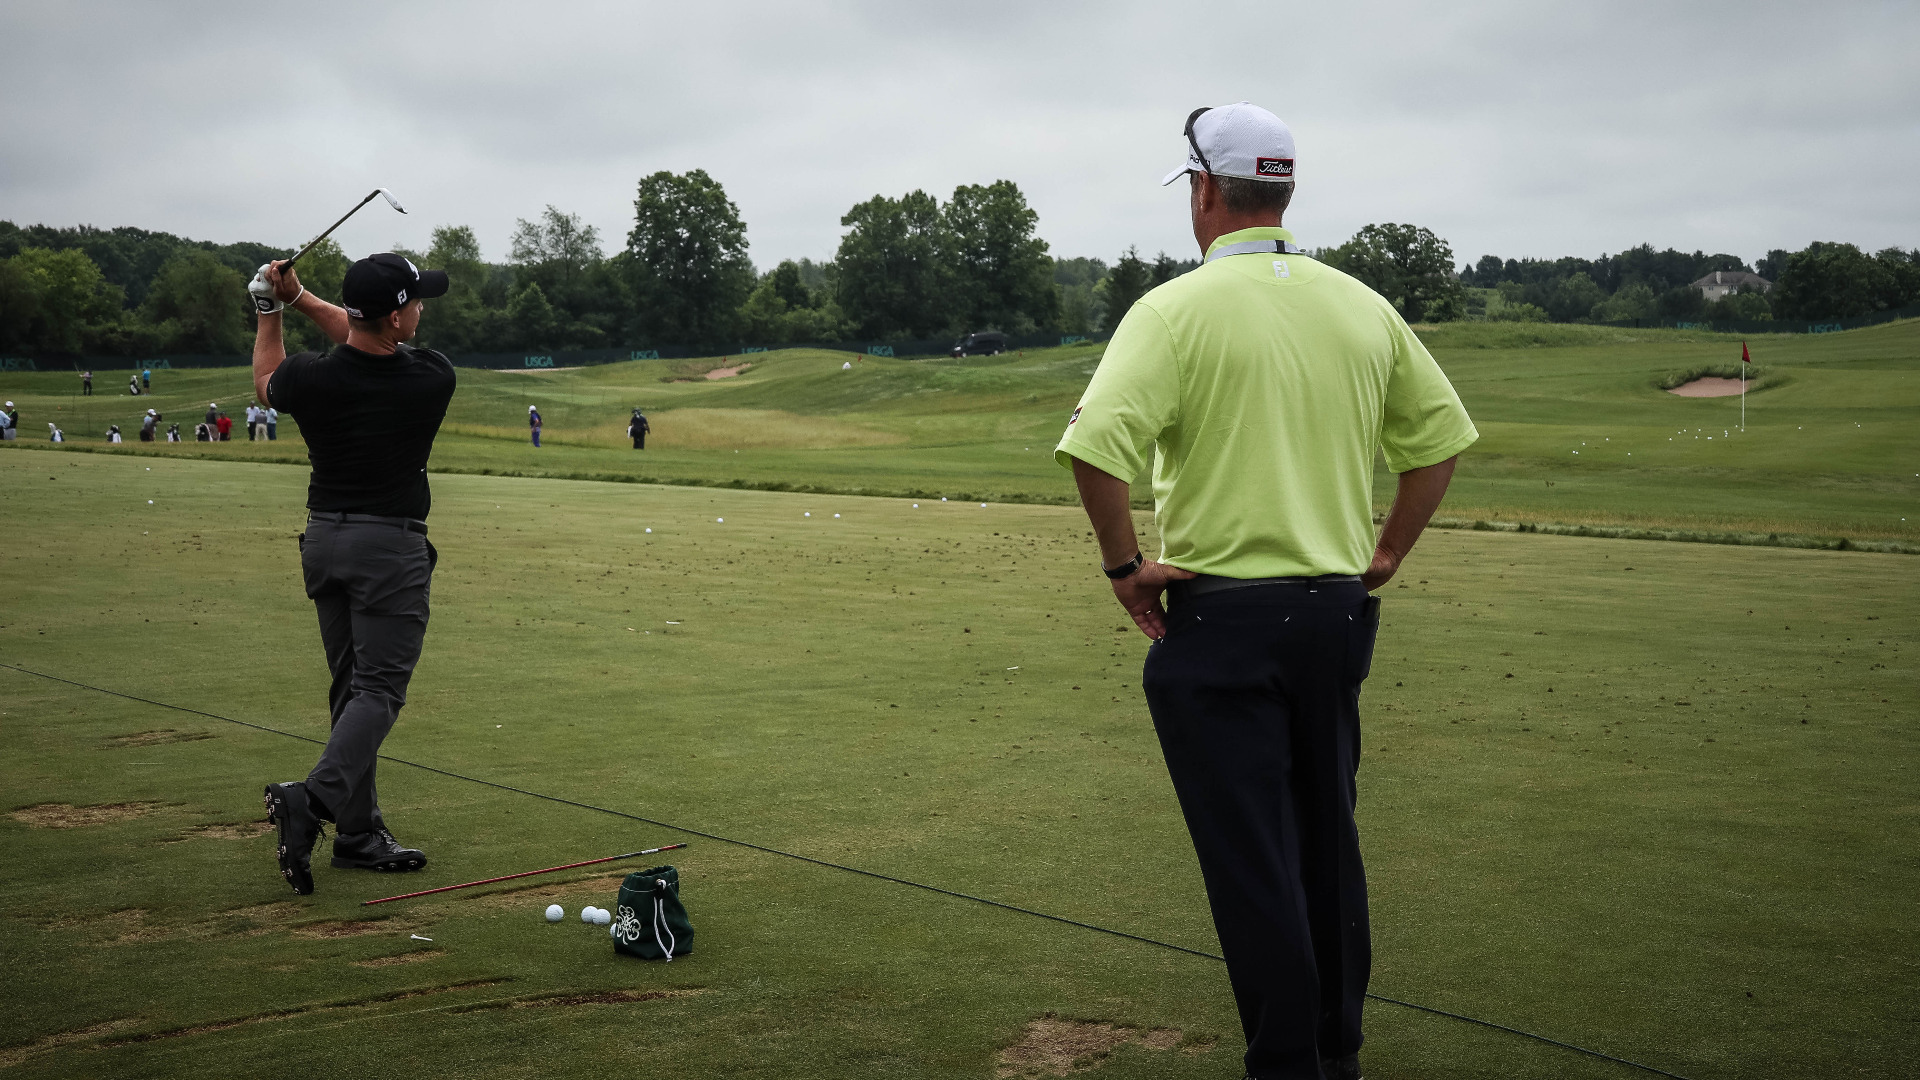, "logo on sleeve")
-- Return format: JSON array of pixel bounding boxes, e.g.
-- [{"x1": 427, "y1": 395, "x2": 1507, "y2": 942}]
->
[
  {"x1": 1068, "y1": 406, "x2": 1083, "y2": 426},
  {"x1": 1255, "y1": 157, "x2": 1294, "y2": 178}
]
